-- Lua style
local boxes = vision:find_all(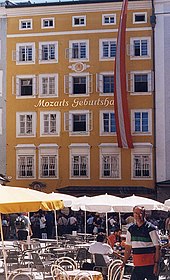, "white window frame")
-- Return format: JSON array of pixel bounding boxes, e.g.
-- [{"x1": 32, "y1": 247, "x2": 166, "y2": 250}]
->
[
  {"x1": 99, "y1": 39, "x2": 116, "y2": 61},
  {"x1": 131, "y1": 109, "x2": 152, "y2": 135},
  {"x1": 133, "y1": 12, "x2": 147, "y2": 24},
  {"x1": 15, "y1": 43, "x2": 35, "y2": 65},
  {"x1": 64, "y1": 110, "x2": 92, "y2": 136},
  {"x1": 131, "y1": 143, "x2": 153, "y2": 180},
  {"x1": 41, "y1": 18, "x2": 55, "y2": 29},
  {"x1": 99, "y1": 143, "x2": 121, "y2": 179},
  {"x1": 102, "y1": 14, "x2": 116, "y2": 25},
  {"x1": 128, "y1": 71, "x2": 153, "y2": 95},
  {"x1": 100, "y1": 110, "x2": 116, "y2": 136},
  {"x1": 16, "y1": 144, "x2": 36, "y2": 179},
  {"x1": 19, "y1": 19, "x2": 32, "y2": 30},
  {"x1": 0, "y1": 70, "x2": 3, "y2": 96},
  {"x1": 96, "y1": 72, "x2": 114, "y2": 95},
  {"x1": 16, "y1": 112, "x2": 36, "y2": 138},
  {"x1": 39, "y1": 41, "x2": 58, "y2": 64},
  {"x1": 40, "y1": 111, "x2": 60, "y2": 137},
  {"x1": 64, "y1": 72, "x2": 92, "y2": 96},
  {"x1": 69, "y1": 144, "x2": 90, "y2": 179},
  {"x1": 38, "y1": 144, "x2": 58, "y2": 179},
  {"x1": 68, "y1": 40, "x2": 89, "y2": 62},
  {"x1": 72, "y1": 15, "x2": 86, "y2": 27},
  {"x1": 0, "y1": 108, "x2": 2, "y2": 135},
  {"x1": 129, "y1": 37, "x2": 151, "y2": 60},
  {"x1": 39, "y1": 74, "x2": 58, "y2": 97},
  {"x1": 15, "y1": 75, "x2": 37, "y2": 99}
]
